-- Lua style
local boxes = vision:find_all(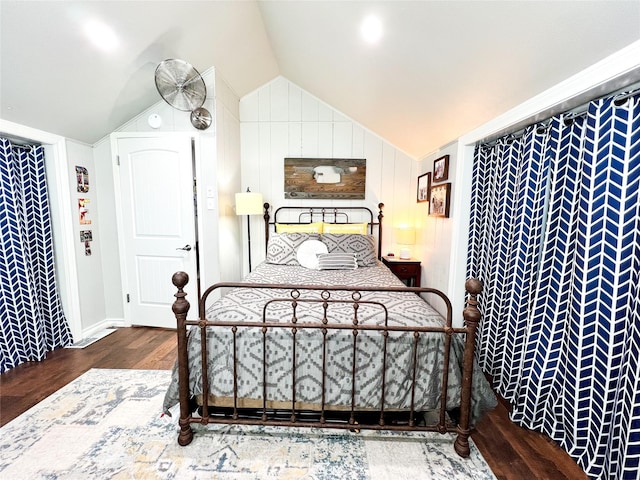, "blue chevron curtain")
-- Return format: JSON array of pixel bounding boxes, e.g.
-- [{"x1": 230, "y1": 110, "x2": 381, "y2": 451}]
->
[
  {"x1": 468, "y1": 92, "x2": 640, "y2": 479},
  {"x1": 0, "y1": 138, "x2": 72, "y2": 373}
]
